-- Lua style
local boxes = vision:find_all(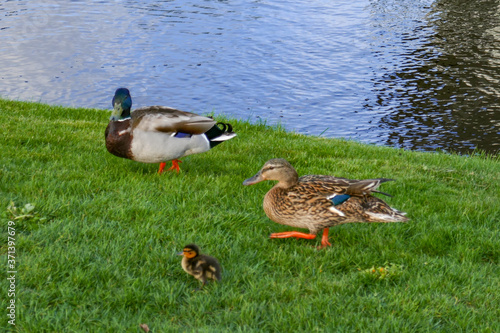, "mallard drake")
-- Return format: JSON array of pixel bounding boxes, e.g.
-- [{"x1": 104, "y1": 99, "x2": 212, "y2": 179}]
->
[
  {"x1": 178, "y1": 244, "x2": 222, "y2": 289},
  {"x1": 105, "y1": 88, "x2": 236, "y2": 173},
  {"x1": 243, "y1": 158, "x2": 409, "y2": 249}
]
